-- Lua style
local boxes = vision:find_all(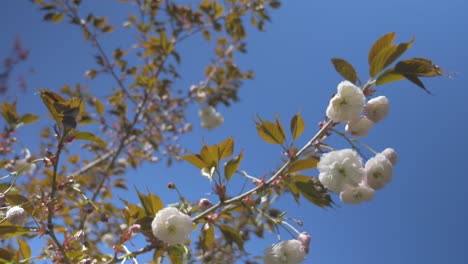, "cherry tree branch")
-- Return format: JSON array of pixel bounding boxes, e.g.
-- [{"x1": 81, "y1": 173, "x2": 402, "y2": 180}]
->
[{"x1": 192, "y1": 119, "x2": 334, "y2": 222}]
